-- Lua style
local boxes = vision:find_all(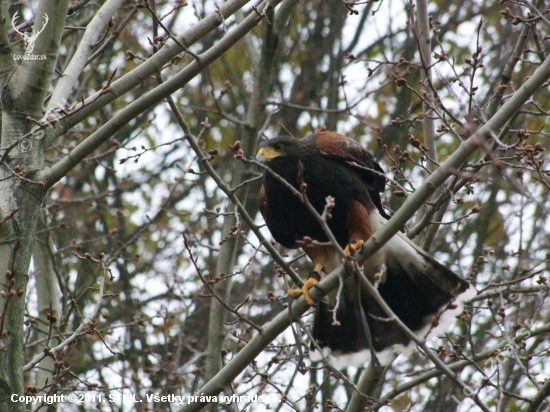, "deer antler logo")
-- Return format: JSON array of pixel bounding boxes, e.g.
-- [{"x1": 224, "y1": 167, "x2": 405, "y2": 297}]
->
[{"x1": 12, "y1": 11, "x2": 49, "y2": 54}]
